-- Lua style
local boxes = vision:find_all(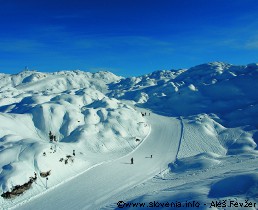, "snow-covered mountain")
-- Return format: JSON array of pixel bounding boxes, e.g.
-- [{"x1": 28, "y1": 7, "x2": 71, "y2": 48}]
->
[
  {"x1": 109, "y1": 62, "x2": 258, "y2": 155},
  {"x1": 0, "y1": 70, "x2": 148, "y2": 192},
  {"x1": 110, "y1": 62, "x2": 258, "y2": 126},
  {"x1": 0, "y1": 62, "x2": 258, "y2": 209}
]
